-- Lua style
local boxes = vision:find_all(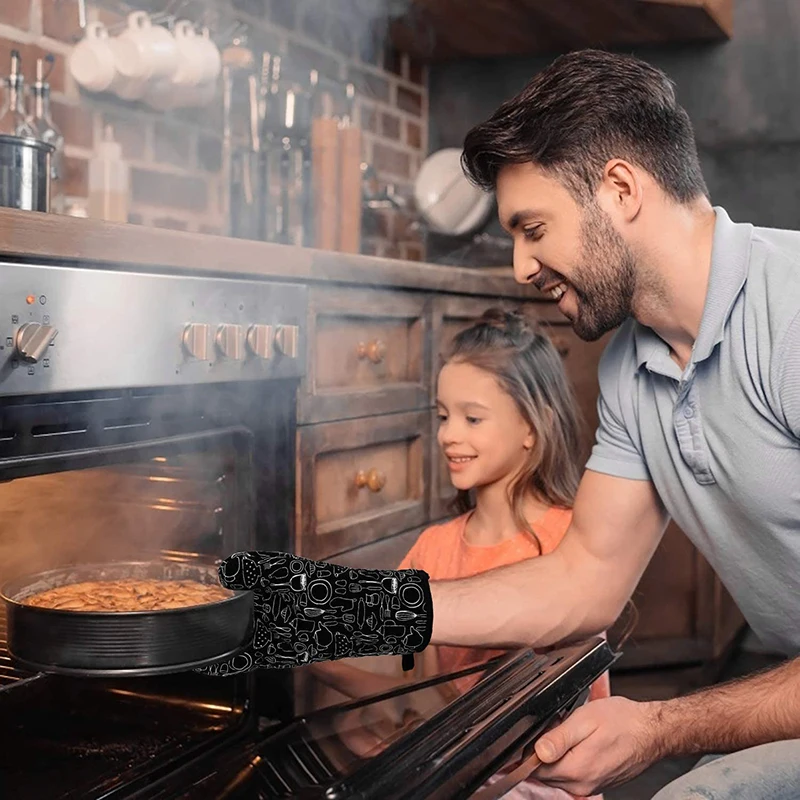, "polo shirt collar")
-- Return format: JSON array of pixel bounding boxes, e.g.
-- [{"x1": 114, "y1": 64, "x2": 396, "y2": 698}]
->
[
  {"x1": 634, "y1": 206, "x2": 753, "y2": 373},
  {"x1": 693, "y1": 207, "x2": 753, "y2": 363}
]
